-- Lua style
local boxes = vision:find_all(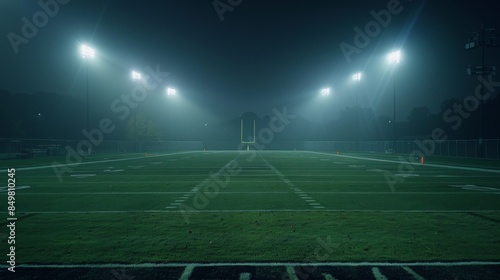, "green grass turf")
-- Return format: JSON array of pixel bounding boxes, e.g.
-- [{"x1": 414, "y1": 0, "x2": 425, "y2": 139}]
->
[{"x1": 1, "y1": 150, "x2": 500, "y2": 263}]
